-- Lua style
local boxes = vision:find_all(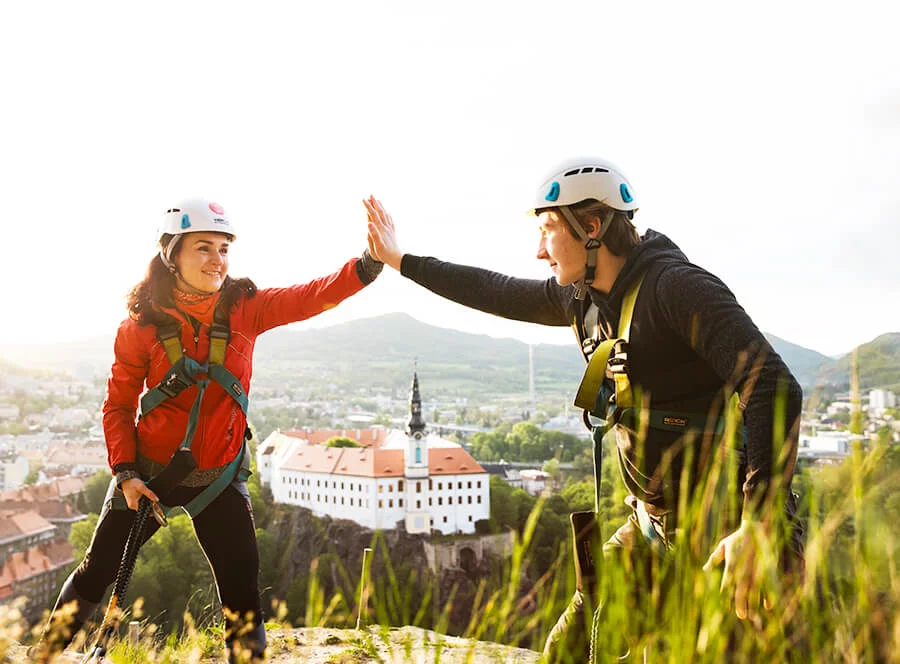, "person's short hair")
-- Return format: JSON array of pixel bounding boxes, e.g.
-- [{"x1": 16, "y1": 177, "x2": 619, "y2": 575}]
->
[{"x1": 561, "y1": 199, "x2": 640, "y2": 257}]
